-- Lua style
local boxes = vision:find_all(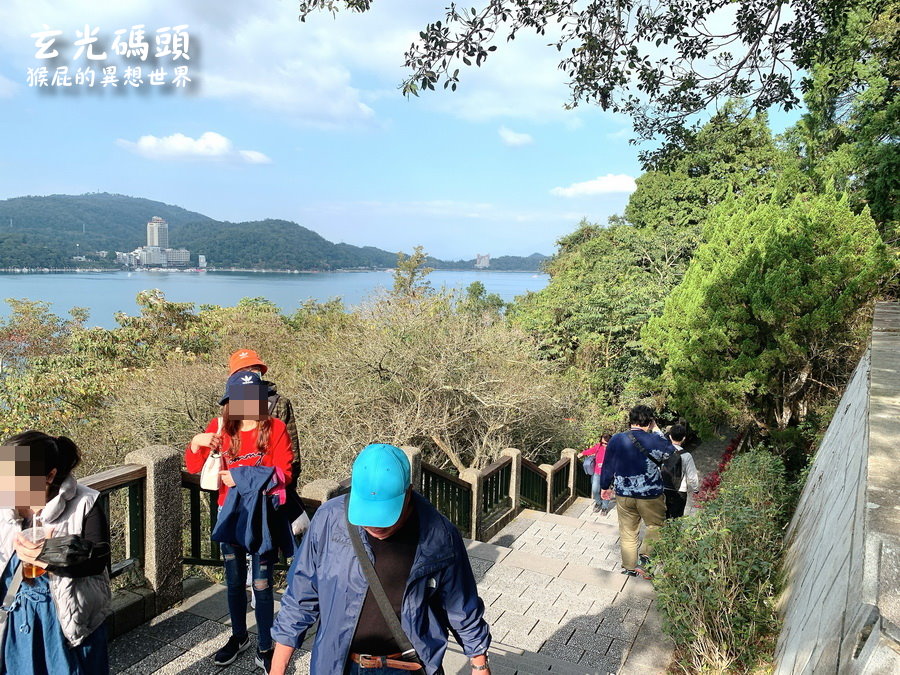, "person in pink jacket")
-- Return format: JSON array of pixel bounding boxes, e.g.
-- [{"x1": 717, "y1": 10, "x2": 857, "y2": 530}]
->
[{"x1": 579, "y1": 434, "x2": 613, "y2": 515}]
